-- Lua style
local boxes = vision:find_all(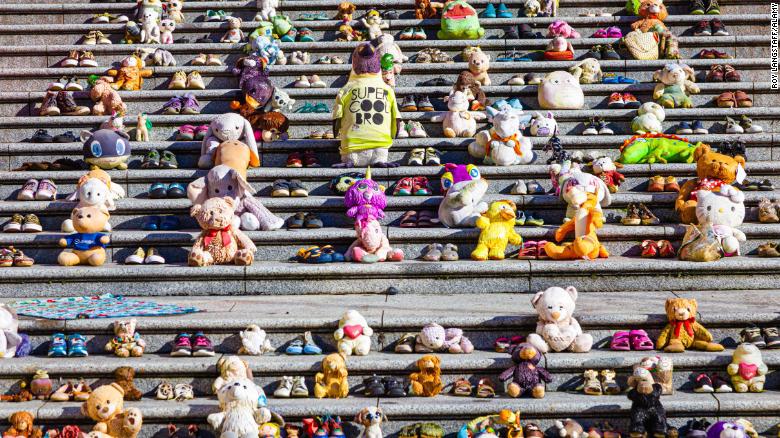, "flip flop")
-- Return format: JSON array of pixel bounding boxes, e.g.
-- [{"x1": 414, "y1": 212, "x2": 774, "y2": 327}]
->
[
  {"x1": 609, "y1": 331, "x2": 630, "y2": 351},
  {"x1": 629, "y1": 329, "x2": 654, "y2": 350},
  {"x1": 400, "y1": 211, "x2": 418, "y2": 228}
]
